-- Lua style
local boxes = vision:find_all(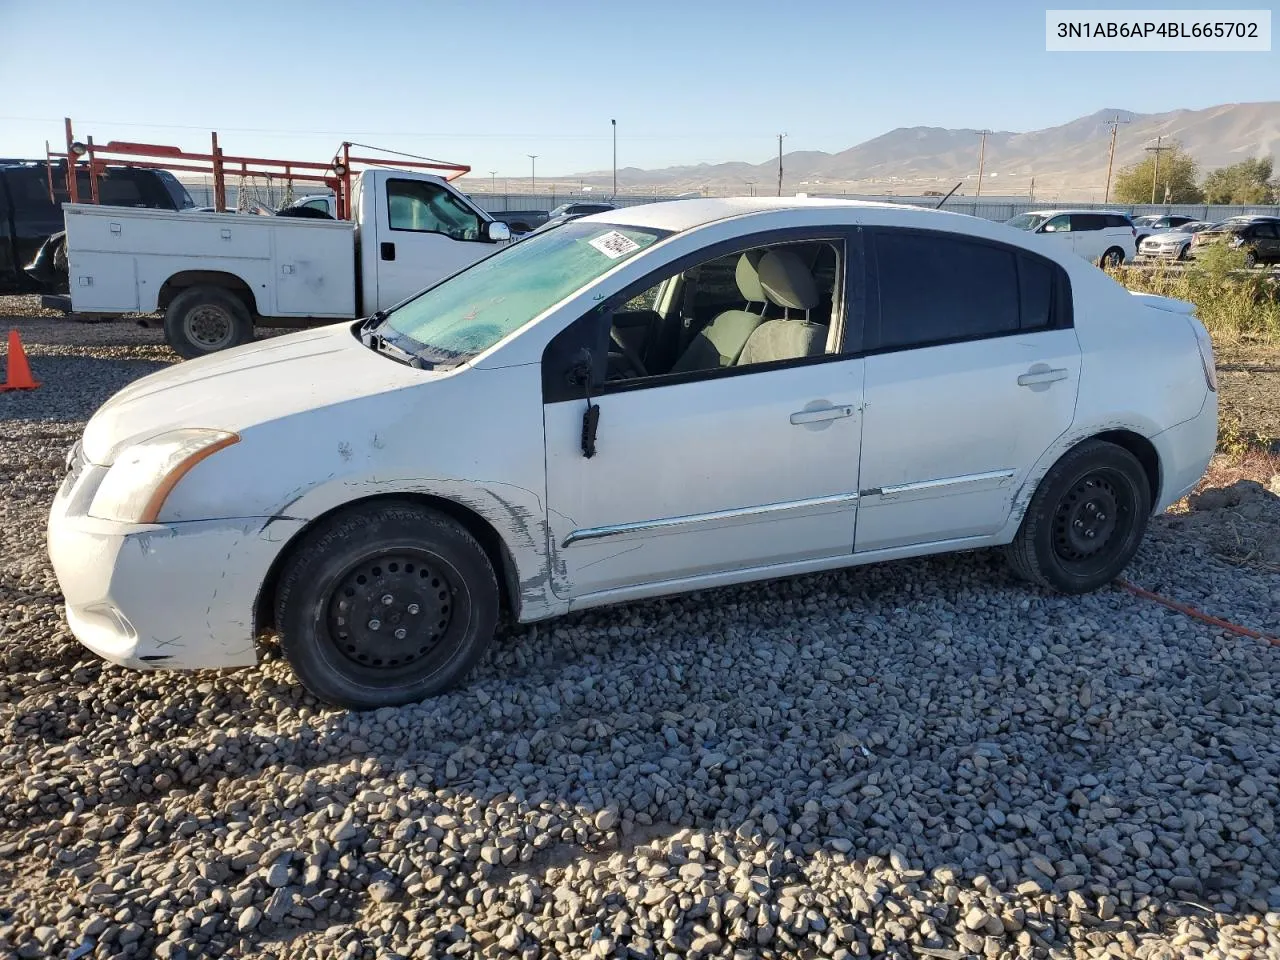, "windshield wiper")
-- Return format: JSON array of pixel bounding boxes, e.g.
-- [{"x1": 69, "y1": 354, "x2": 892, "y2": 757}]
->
[{"x1": 366, "y1": 329, "x2": 436, "y2": 369}]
